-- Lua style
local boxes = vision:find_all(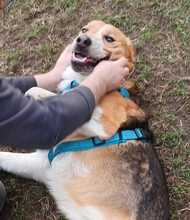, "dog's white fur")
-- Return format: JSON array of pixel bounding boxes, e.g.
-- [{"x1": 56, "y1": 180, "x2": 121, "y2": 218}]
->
[{"x1": 0, "y1": 151, "x2": 104, "y2": 220}]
